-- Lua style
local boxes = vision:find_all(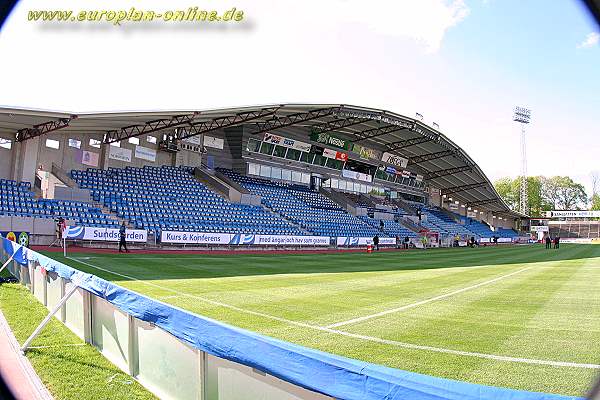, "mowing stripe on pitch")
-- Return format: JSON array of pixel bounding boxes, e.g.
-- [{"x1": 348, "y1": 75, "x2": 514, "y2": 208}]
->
[
  {"x1": 326, "y1": 266, "x2": 533, "y2": 329},
  {"x1": 67, "y1": 257, "x2": 599, "y2": 370}
]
